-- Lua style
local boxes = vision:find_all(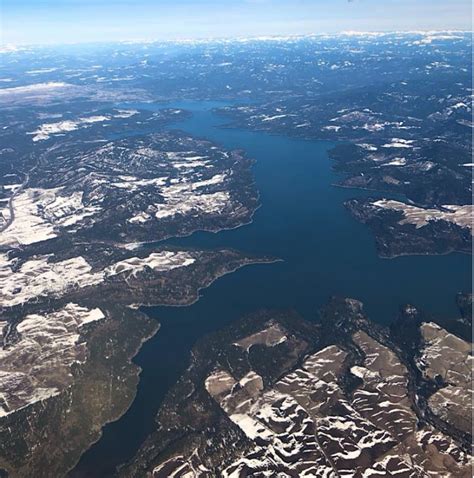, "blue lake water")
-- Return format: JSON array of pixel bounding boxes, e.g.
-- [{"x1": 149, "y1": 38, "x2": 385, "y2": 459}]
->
[{"x1": 74, "y1": 101, "x2": 471, "y2": 476}]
